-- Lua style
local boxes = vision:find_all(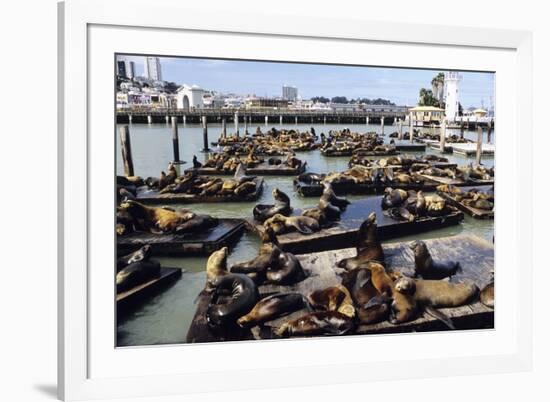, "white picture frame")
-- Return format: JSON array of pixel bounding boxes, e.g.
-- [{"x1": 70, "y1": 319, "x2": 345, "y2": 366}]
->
[{"x1": 58, "y1": 0, "x2": 533, "y2": 400}]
